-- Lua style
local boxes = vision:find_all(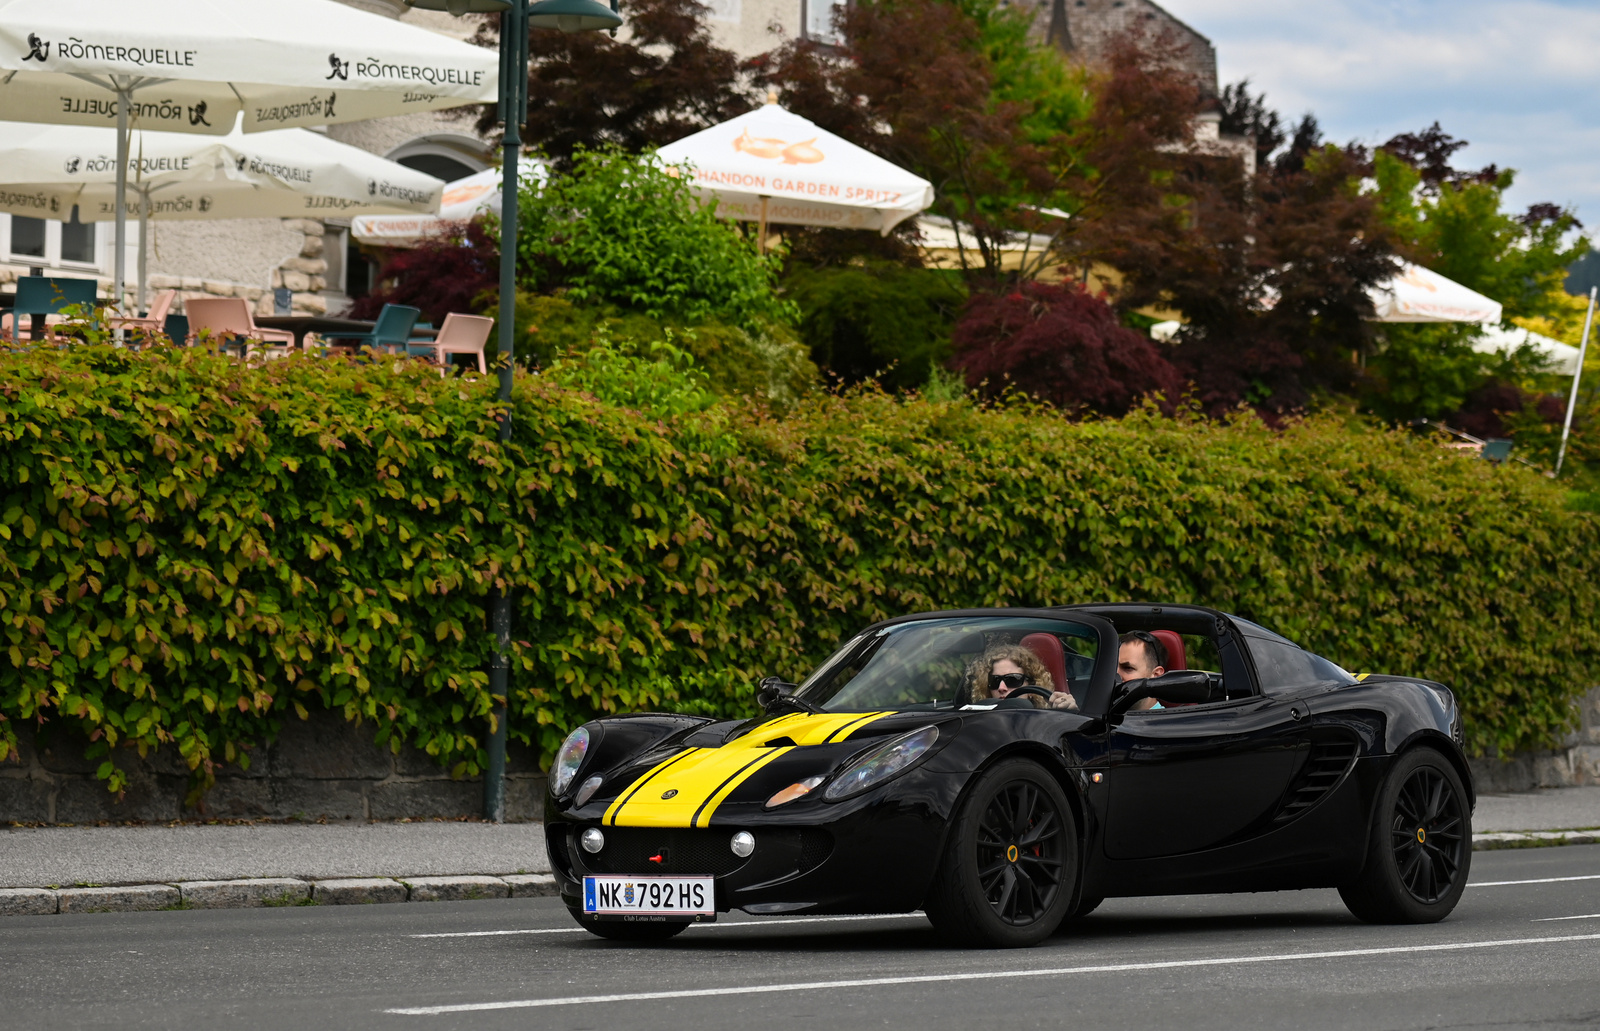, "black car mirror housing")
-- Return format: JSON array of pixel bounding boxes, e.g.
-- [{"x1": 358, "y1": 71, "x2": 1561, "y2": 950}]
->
[{"x1": 1110, "y1": 670, "x2": 1219, "y2": 714}]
